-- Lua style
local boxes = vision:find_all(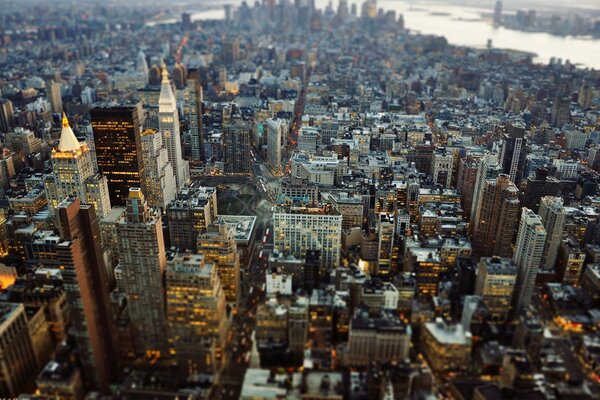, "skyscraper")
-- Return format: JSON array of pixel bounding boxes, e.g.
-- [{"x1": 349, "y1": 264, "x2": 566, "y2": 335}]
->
[
  {"x1": 470, "y1": 152, "x2": 502, "y2": 236},
  {"x1": 49, "y1": 114, "x2": 95, "y2": 210},
  {"x1": 500, "y1": 123, "x2": 527, "y2": 185},
  {"x1": 521, "y1": 168, "x2": 560, "y2": 212},
  {"x1": 186, "y1": 70, "x2": 204, "y2": 162},
  {"x1": 47, "y1": 80, "x2": 63, "y2": 114},
  {"x1": 167, "y1": 186, "x2": 218, "y2": 251},
  {"x1": 472, "y1": 174, "x2": 520, "y2": 258},
  {"x1": 267, "y1": 118, "x2": 287, "y2": 175},
  {"x1": 493, "y1": 1, "x2": 503, "y2": 25},
  {"x1": 223, "y1": 117, "x2": 251, "y2": 174},
  {"x1": 159, "y1": 67, "x2": 190, "y2": 190},
  {"x1": 140, "y1": 128, "x2": 177, "y2": 210},
  {"x1": 197, "y1": 218, "x2": 240, "y2": 307},
  {"x1": 0, "y1": 98, "x2": 14, "y2": 133},
  {"x1": 91, "y1": 106, "x2": 145, "y2": 206},
  {"x1": 117, "y1": 188, "x2": 168, "y2": 357},
  {"x1": 512, "y1": 208, "x2": 546, "y2": 316},
  {"x1": 166, "y1": 251, "x2": 228, "y2": 375},
  {"x1": 538, "y1": 196, "x2": 566, "y2": 270},
  {"x1": 57, "y1": 197, "x2": 118, "y2": 393}
]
